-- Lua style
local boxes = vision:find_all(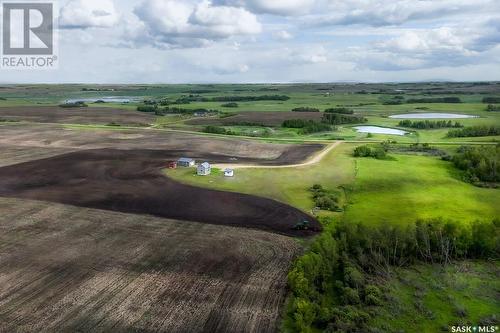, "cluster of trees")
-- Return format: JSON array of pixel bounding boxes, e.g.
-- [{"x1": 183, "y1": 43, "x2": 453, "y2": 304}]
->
[
  {"x1": 285, "y1": 218, "x2": 499, "y2": 332},
  {"x1": 59, "y1": 101, "x2": 88, "y2": 108},
  {"x1": 448, "y1": 145, "x2": 499, "y2": 184},
  {"x1": 382, "y1": 95, "x2": 405, "y2": 105},
  {"x1": 282, "y1": 119, "x2": 332, "y2": 134},
  {"x1": 398, "y1": 120, "x2": 463, "y2": 129},
  {"x1": 292, "y1": 107, "x2": 320, "y2": 112},
  {"x1": 482, "y1": 97, "x2": 500, "y2": 103},
  {"x1": 210, "y1": 95, "x2": 290, "y2": 102},
  {"x1": 486, "y1": 104, "x2": 500, "y2": 112},
  {"x1": 309, "y1": 185, "x2": 342, "y2": 212},
  {"x1": 447, "y1": 126, "x2": 500, "y2": 138},
  {"x1": 406, "y1": 97, "x2": 462, "y2": 103},
  {"x1": 203, "y1": 126, "x2": 236, "y2": 135},
  {"x1": 322, "y1": 113, "x2": 366, "y2": 125},
  {"x1": 324, "y1": 107, "x2": 354, "y2": 114},
  {"x1": 137, "y1": 105, "x2": 217, "y2": 115},
  {"x1": 353, "y1": 145, "x2": 387, "y2": 159},
  {"x1": 221, "y1": 102, "x2": 238, "y2": 108}
]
